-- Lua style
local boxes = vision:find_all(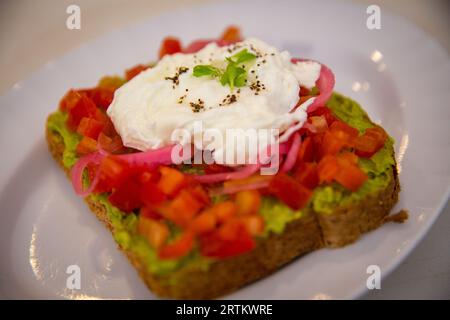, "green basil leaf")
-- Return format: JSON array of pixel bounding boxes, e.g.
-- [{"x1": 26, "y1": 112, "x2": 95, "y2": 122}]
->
[
  {"x1": 193, "y1": 65, "x2": 222, "y2": 78},
  {"x1": 221, "y1": 63, "x2": 245, "y2": 89},
  {"x1": 231, "y1": 49, "x2": 257, "y2": 64},
  {"x1": 235, "y1": 71, "x2": 247, "y2": 87},
  {"x1": 193, "y1": 49, "x2": 255, "y2": 90}
]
